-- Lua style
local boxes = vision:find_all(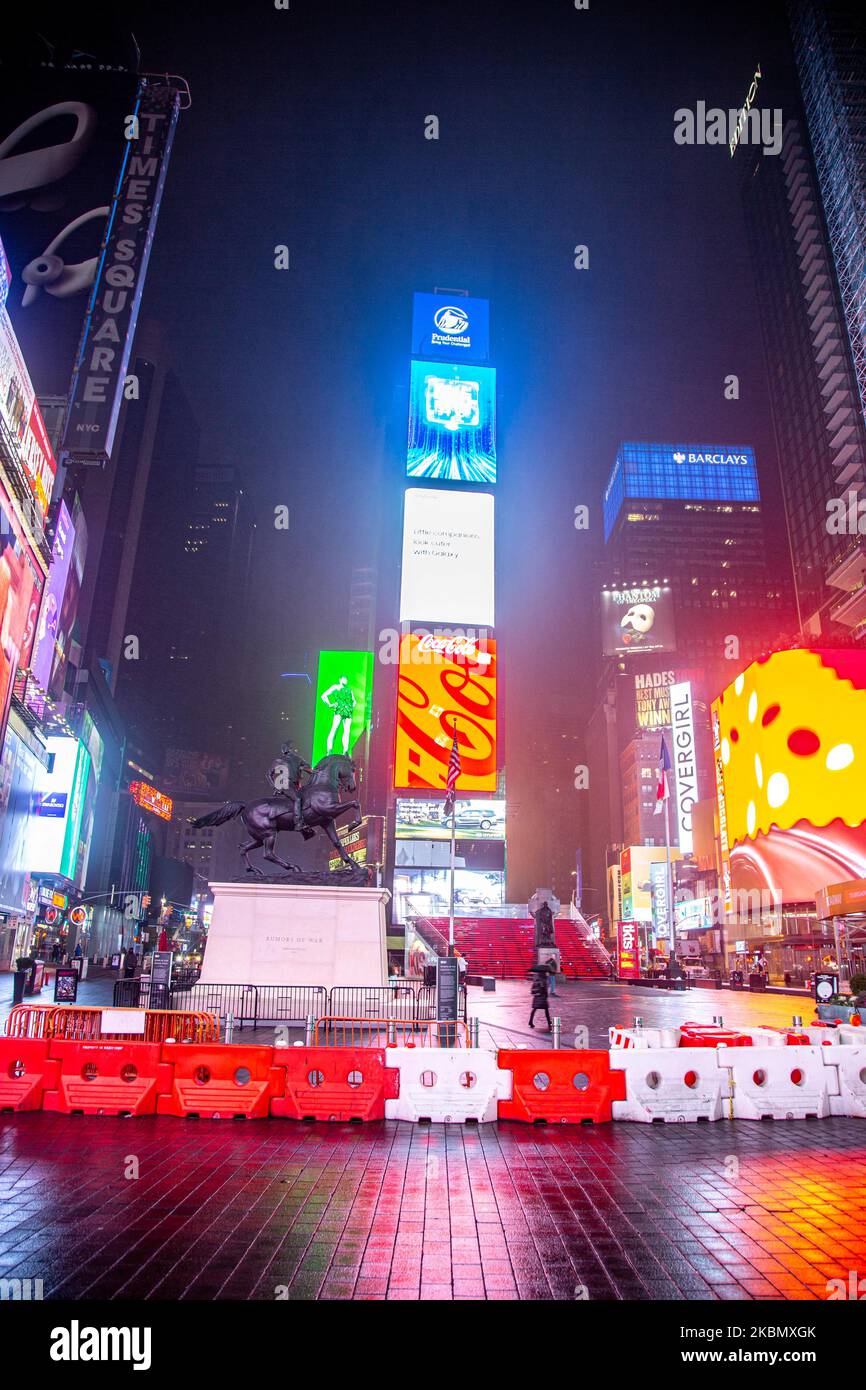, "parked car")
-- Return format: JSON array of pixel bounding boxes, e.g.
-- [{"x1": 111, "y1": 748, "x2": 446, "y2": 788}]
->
[{"x1": 453, "y1": 807, "x2": 502, "y2": 832}]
